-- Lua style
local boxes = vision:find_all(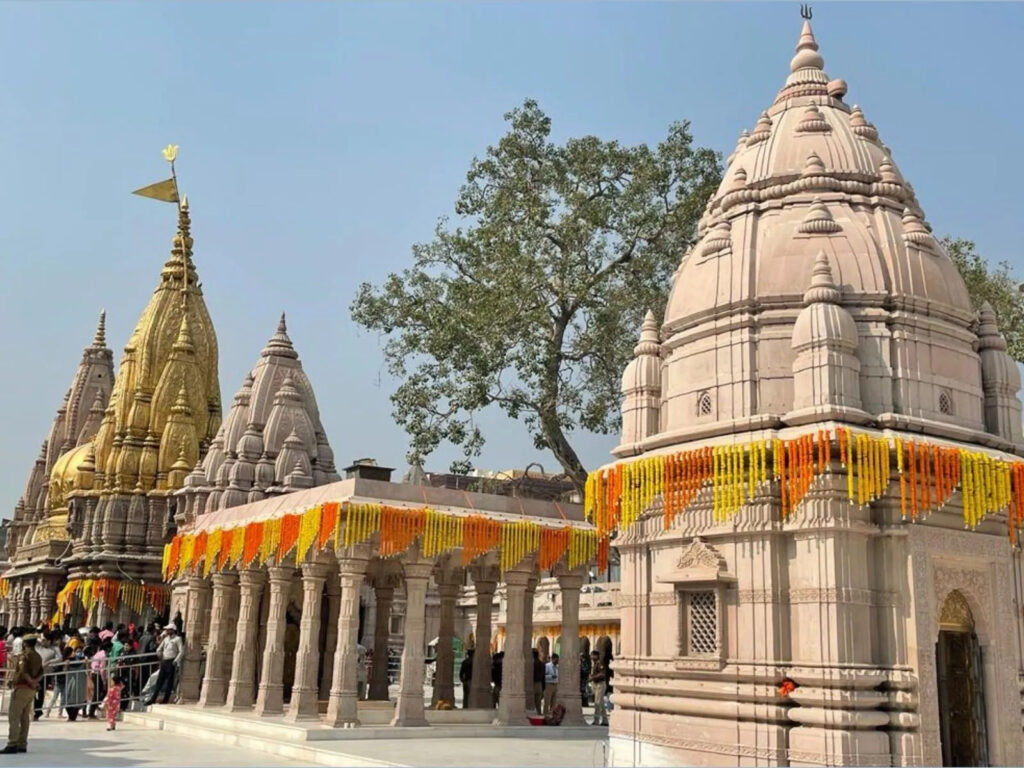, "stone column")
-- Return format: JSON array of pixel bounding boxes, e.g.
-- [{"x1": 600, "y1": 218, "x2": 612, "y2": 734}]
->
[
  {"x1": 325, "y1": 554, "x2": 369, "y2": 727},
  {"x1": 38, "y1": 583, "x2": 56, "y2": 626},
  {"x1": 523, "y1": 575, "x2": 537, "y2": 709},
  {"x1": 179, "y1": 577, "x2": 212, "y2": 702},
  {"x1": 199, "y1": 572, "x2": 239, "y2": 707},
  {"x1": 557, "y1": 568, "x2": 586, "y2": 726},
  {"x1": 391, "y1": 554, "x2": 434, "y2": 727},
  {"x1": 369, "y1": 583, "x2": 395, "y2": 700},
  {"x1": 496, "y1": 568, "x2": 531, "y2": 725},
  {"x1": 29, "y1": 593, "x2": 40, "y2": 626},
  {"x1": 285, "y1": 562, "x2": 328, "y2": 721},
  {"x1": 319, "y1": 577, "x2": 341, "y2": 699},
  {"x1": 255, "y1": 566, "x2": 294, "y2": 716},
  {"x1": 431, "y1": 582, "x2": 460, "y2": 707},
  {"x1": 469, "y1": 569, "x2": 497, "y2": 709},
  {"x1": 226, "y1": 568, "x2": 266, "y2": 711}
]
